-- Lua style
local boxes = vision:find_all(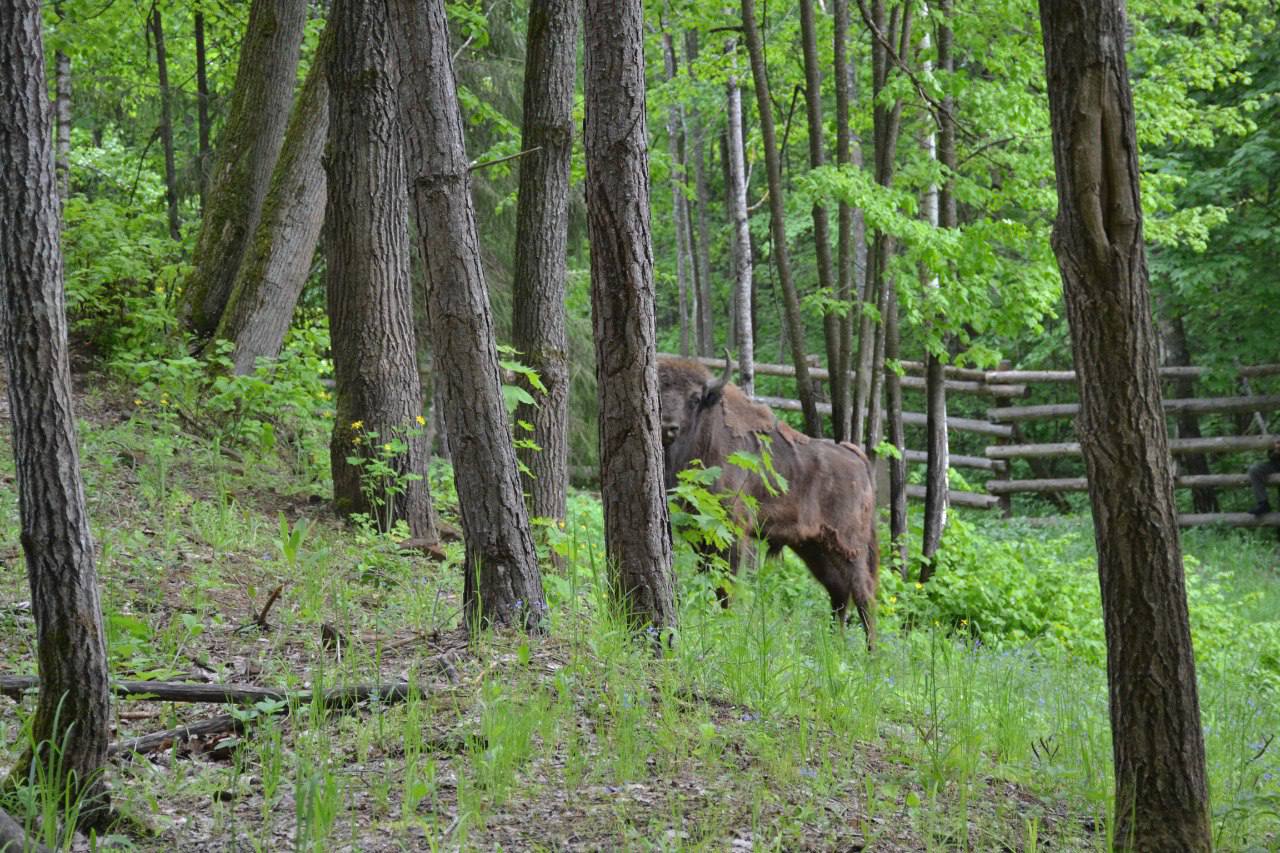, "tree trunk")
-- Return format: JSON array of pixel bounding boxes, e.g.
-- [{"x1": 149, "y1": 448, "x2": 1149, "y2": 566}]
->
[
  {"x1": 391, "y1": 0, "x2": 547, "y2": 633},
  {"x1": 218, "y1": 26, "x2": 331, "y2": 375},
  {"x1": 800, "y1": 0, "x2": 839, "y2": 439},
  {"x1": 584, "y1": 0, "x2": 677, "y2": 631},
  {"x1": 742, "y1": 0, "x2": 821, "y2": 436},
  {"x1": 853, "y1": 0, "x2": 907, "y2": 447},
  {"x1": 661, "y1": 30, "x2": 694, "y2": 358},
  {"x1": 921, "y1": 1, "x2": 954, "y2": 576},
  {"x1": 885, "y1": 281, "x2": 908, "y2": 572},
  {"x1": 150, "y1": 7, "x2": 181, "y2": 241},
  {"x1": 1038, "y1": 3, "x2": 1211, "y2": 848},
  {"x1": 325, "y1": 0, "x2": 437, "y2": 544},
  {"x1": 195, "y1": 7, "x2": 211, "y2": 204},
  {"x1": 512, "y1": 0, "x2": 578, "y2": 526},
  {"x1": 725, "y1": 51, "x2": 755, "y2": 396},
  {"x1": 832, "y1": 0, "x2": 864, "y2": 444},
  {"x1": 685, "y1": 31, "x2": 715, "y2": 358},
  {"x1": 0, "y1": 0, "x2": 111, "y2": 827},
  {"x1": 178, "y1": 0, "x2": 307, "y2": 342},
  {"x1": 54, "y1": 4, "x2": 70, "y2": 205},
  {"x1": 1158, "y1": 308, "x2": 1217, "y2": 513}
]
